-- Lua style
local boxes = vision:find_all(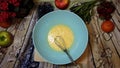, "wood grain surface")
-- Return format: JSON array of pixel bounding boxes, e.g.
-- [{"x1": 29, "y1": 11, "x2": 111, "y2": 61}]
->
[{"x1": 0, "y1": 0, "x2": 120, "y2": 68}]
